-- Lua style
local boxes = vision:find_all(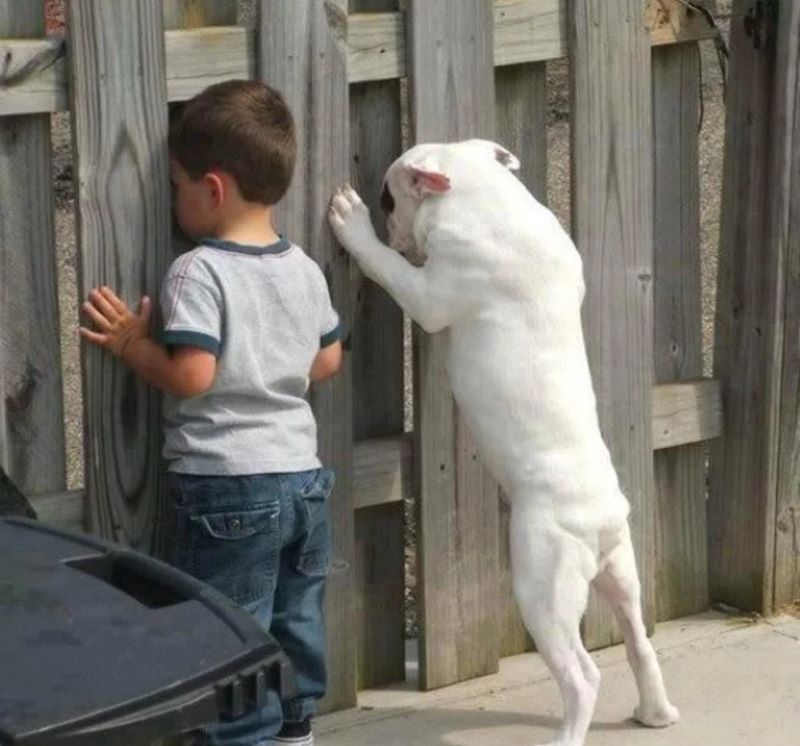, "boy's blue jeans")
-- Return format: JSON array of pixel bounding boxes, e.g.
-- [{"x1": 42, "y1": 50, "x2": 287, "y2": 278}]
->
[{"x1": 164, "y1": 469, "x2": 334, "y2": 746}]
